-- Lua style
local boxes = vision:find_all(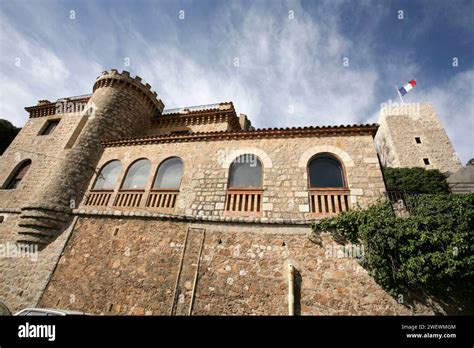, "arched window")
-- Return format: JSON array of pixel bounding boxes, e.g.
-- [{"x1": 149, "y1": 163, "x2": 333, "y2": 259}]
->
[
  {"x1": 228, "y1": 154, "x2": 262, "y2": 188},
  {"x1": 5, "y1": 160, "x2": 32, "y2": 189},
  {"x1": 152, "y1": 157, "x2": 183, "y2": 190},
  {"x1": 308, "y1": 153, "x2": 345, "y2": 188},
  {"x1": 93, "y1": 160, "x2": 122, "y2": 190},
  {"x1": 121, "y1": 159, "x2": 151, "y2": 189}
]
